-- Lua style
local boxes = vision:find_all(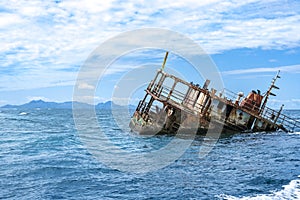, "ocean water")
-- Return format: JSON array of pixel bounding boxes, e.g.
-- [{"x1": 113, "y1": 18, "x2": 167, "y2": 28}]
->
[{"x1": 0, "y1": 108, "x2": 299, "y2": 199}]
